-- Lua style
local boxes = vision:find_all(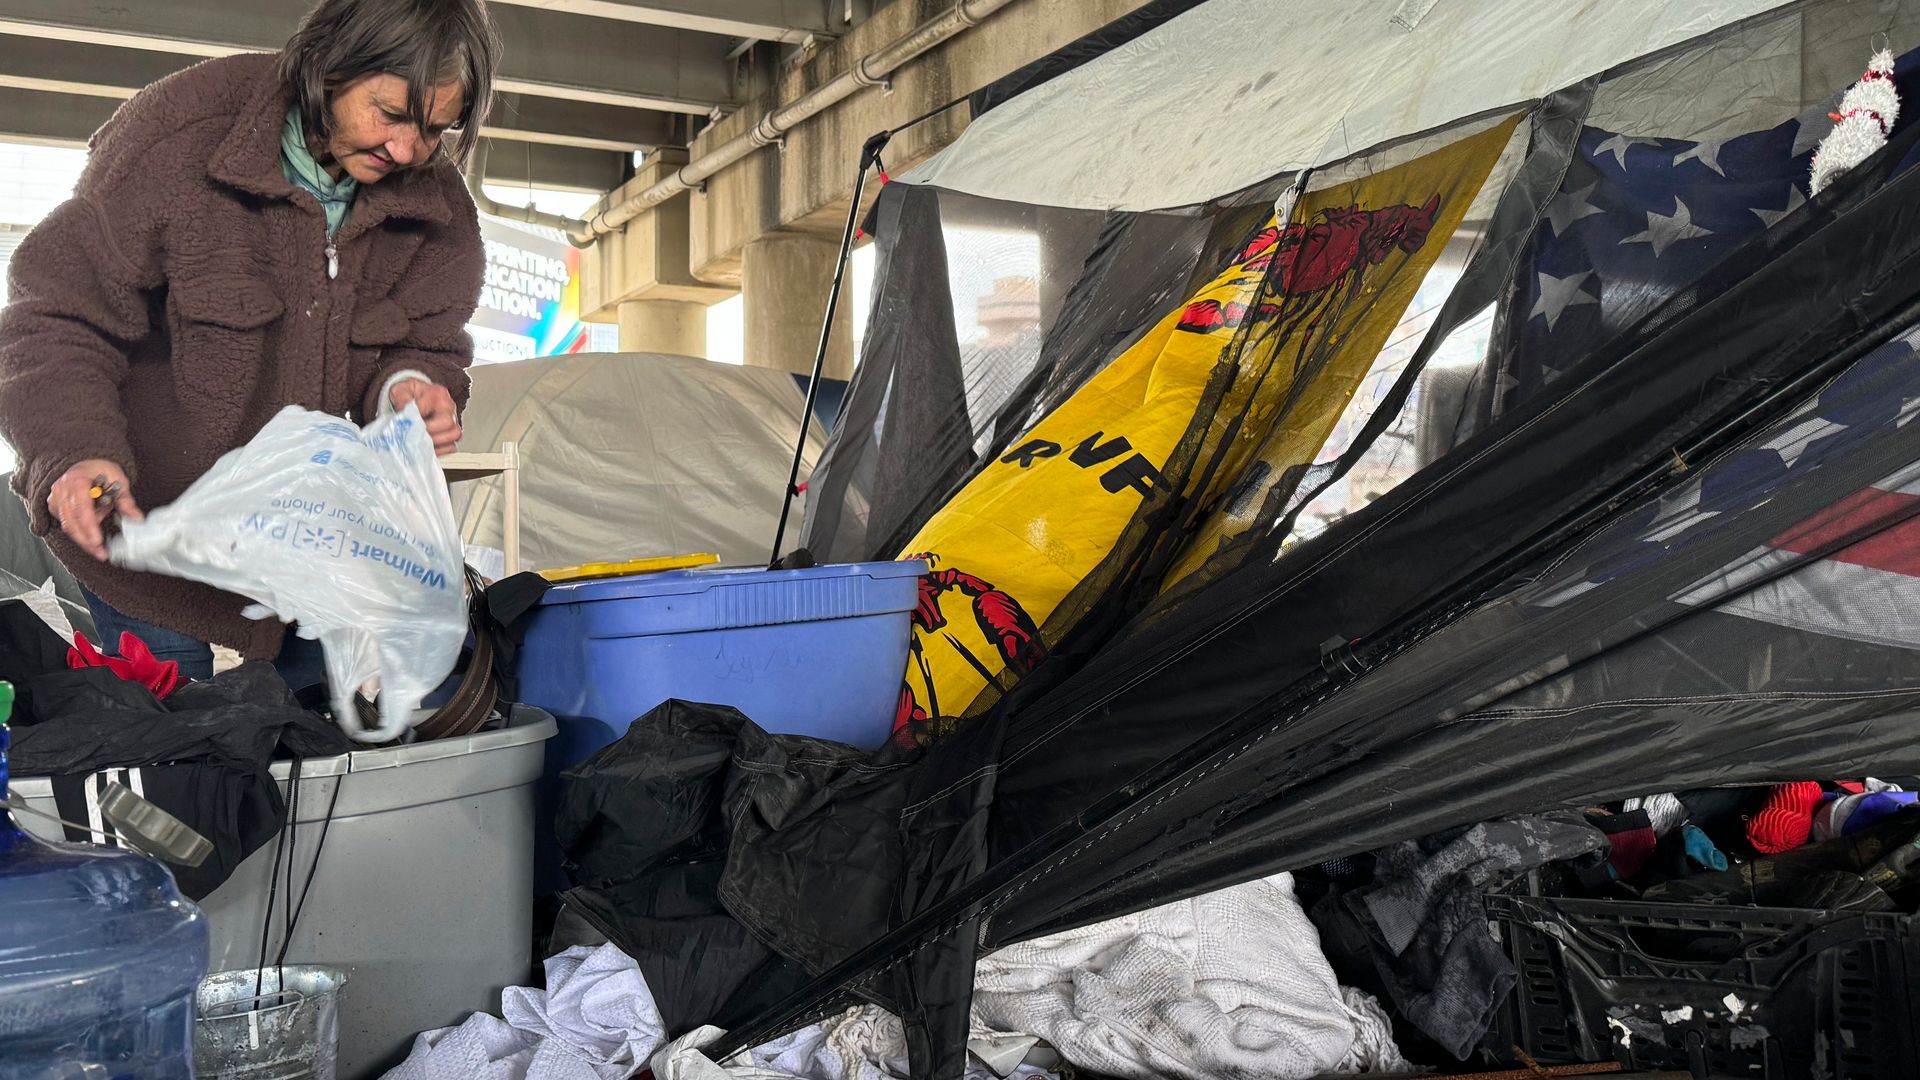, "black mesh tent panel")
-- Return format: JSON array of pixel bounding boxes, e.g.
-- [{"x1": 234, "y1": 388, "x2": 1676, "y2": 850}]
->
[
  {"x1": 566, "y1": 153, "x2": 1920, "y2": 1074},
  {"x1": 984, "y1": 313, "x2": 1920, "y2": 942},
  {"x1": 802, "y1": 186, "x2": 970, "y2": 563},
  {"x1": 983, "y1": 122, "x2": 1920, "y2": 858},
  {"x1": 802, "y1": 188, "x2": 1215, "y2": 565},
  {"x1": 559, "y1": 7, "x2": 1920, "y2": 1080}
]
